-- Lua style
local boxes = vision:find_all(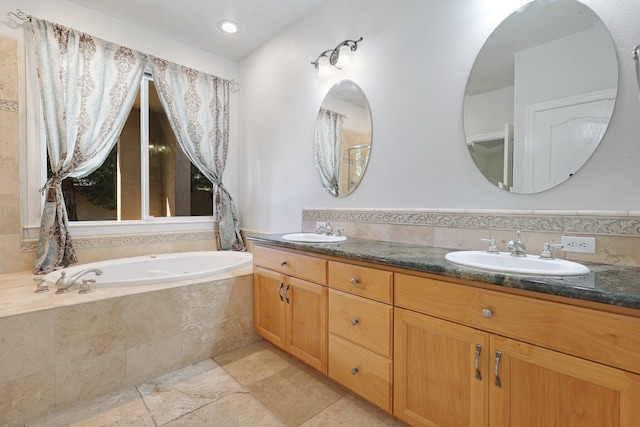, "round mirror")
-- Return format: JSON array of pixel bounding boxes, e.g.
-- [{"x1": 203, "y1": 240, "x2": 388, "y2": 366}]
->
[
  {"x1": 463, "y1": 0, "x2": 618, "y2": 193},
  {"x1": 315, "y1": 80, "x2": 372, "y2": 197}
]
